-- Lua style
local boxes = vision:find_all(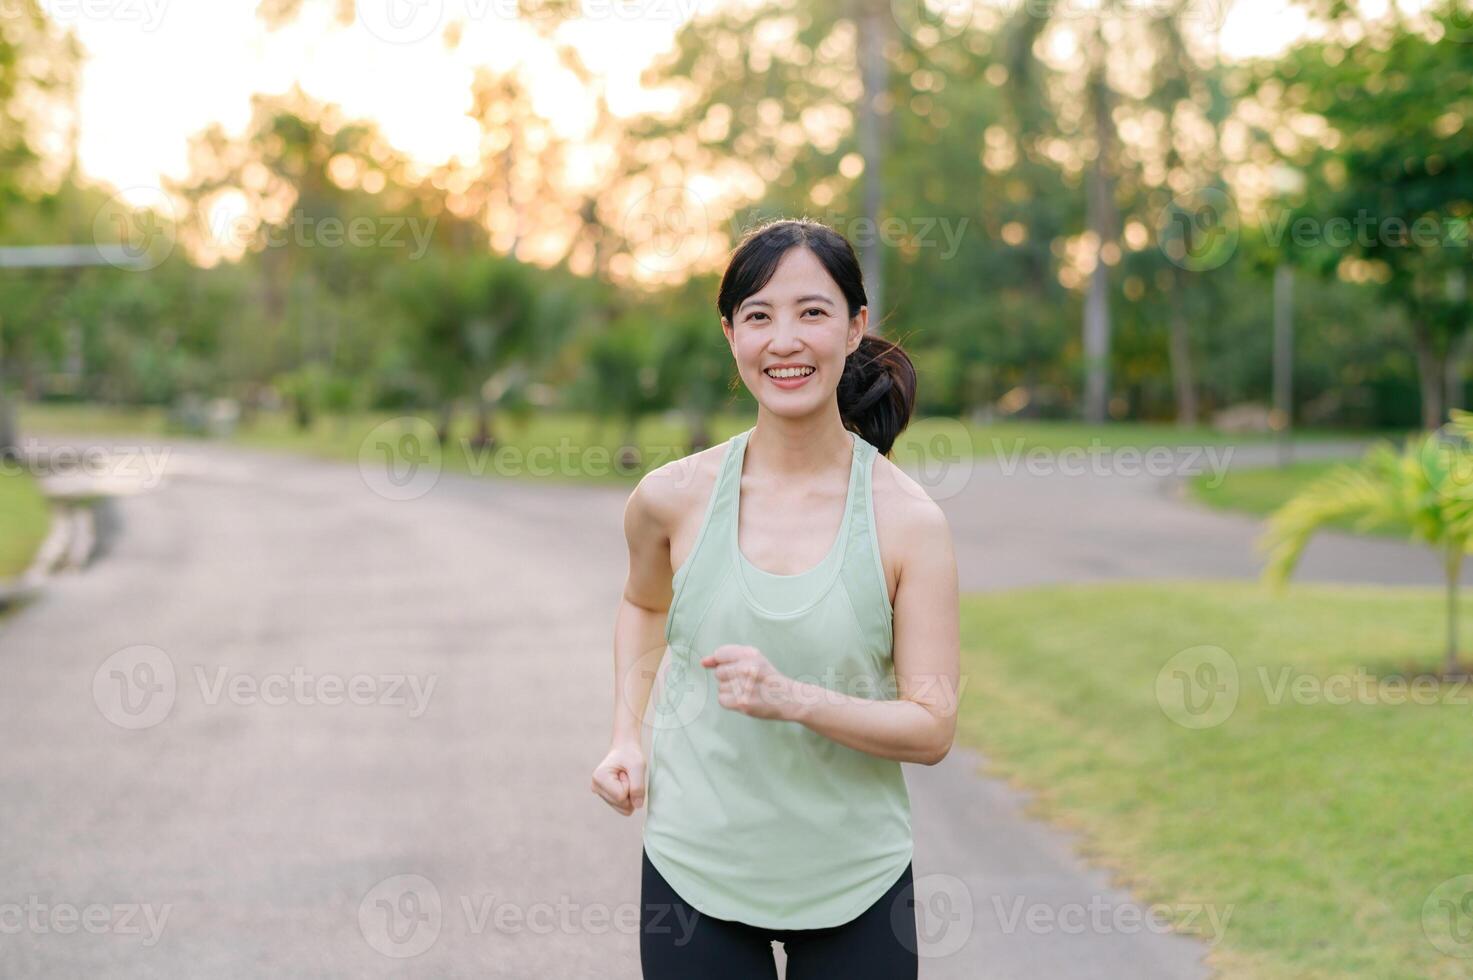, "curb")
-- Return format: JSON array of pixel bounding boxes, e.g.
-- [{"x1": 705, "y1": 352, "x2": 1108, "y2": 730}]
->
[{"x1": 0, "y1": 499, "x2": 97, "y2": 611}]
